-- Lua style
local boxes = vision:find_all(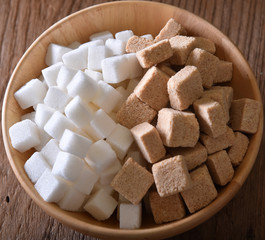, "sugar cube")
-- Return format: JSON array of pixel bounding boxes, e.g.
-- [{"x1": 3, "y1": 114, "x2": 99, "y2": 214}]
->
[
  {"x1": 24, "y1": 152, "x2": 50, "y2": 183},
  {"x1": 90, "y1": 109, "x2": 116, "y2": 139},
  {"x1": 84, "y1": 189, "x2": 118, "y2": 221},
  {"x1": 45, "y1": 43, "x2": 71, "y2": 66},
  {"x1": 86, "y1": 140, "x2": 117, "y2": 173},
  {"x1": 119, "y1": 203, "x2": 142, "y2": 229},
  {"x1": 14, "y1": 79, "x2": 47, "y2": 109},
  {"x1": 56, "y1": 65, "x2": 77, "y2": 90},
  {"x1": 92, "y1": 80, "x2": 123, "y2": 113},
  {"x1": 44, "y1": 111, "x2": 77, "y2": 140},
  {"x1": 67, "y1": 70, "x2": 99, "y2": 103},
  {"x1": 52, "y1": 151, "x2": 85, "y2": 181},
  {"x1": 34, "y1": 168, "x2": 69, "y2": 202},
  {"x1": 59, "y1": 129, "x2": 93, "y2": 159},
  {"x1": 40, "y1": 139, "x2": 60, "y2": 166},
  {"x1": 9, "y1": 119, "x2": 40, "y2": 152},
  {"x1": 44, "y1": 86, "x2": 71, "y2": 112},
  {"x1": 58, "y1": 186, "x2": 87, "y2": 212},
  {"x1": 34, "y1": 104, "x2": 56, "y2": 129},
  {"x1": 106, "y1": 124, "x2": 134, "y2": 160},
  {"x1": 89, "y1": 31, "x2": 114, "y2": 43}
]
